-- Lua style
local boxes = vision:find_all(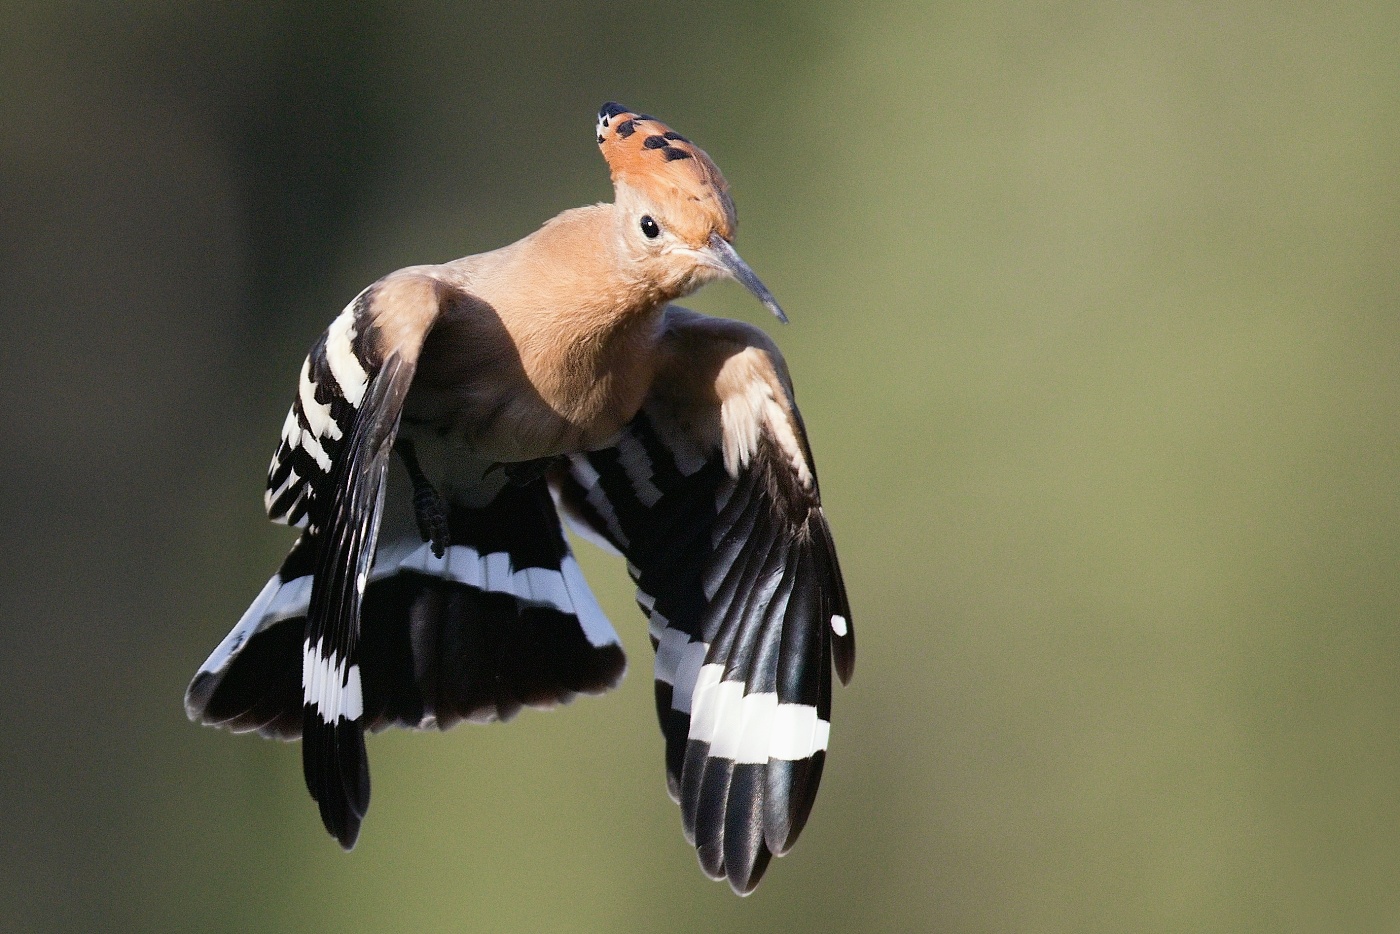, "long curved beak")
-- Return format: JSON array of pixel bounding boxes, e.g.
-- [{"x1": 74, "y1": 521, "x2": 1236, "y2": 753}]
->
[{"x1": 707, "y1": 233, "x2": 789, "y2": 324}]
